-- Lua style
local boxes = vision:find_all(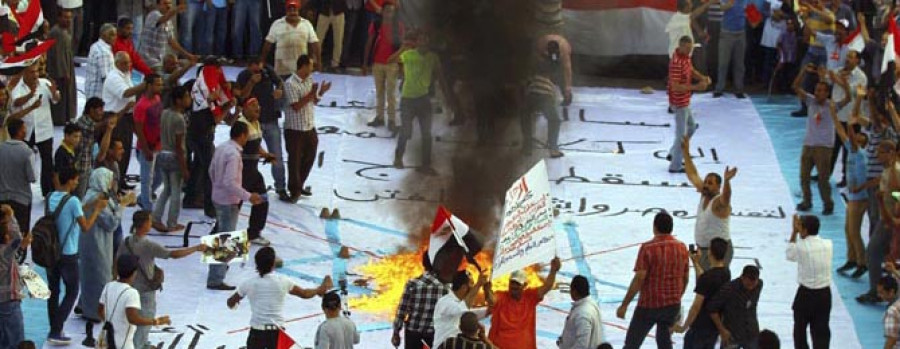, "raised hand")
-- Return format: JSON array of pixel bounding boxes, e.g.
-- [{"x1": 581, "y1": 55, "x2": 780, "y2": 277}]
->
[{"x1": 724, "y1": 166, "x2": 738, "y2": 181}]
